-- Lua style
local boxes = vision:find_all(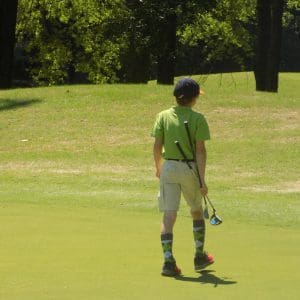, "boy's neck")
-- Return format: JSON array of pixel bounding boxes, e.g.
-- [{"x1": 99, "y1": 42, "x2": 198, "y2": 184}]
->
[
  {"x1": 178, "y1": 101, "x2": 195, "y2": 108},
  {"x1": 178, "y1": 104, "x2": 192, "y2": 108}
]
